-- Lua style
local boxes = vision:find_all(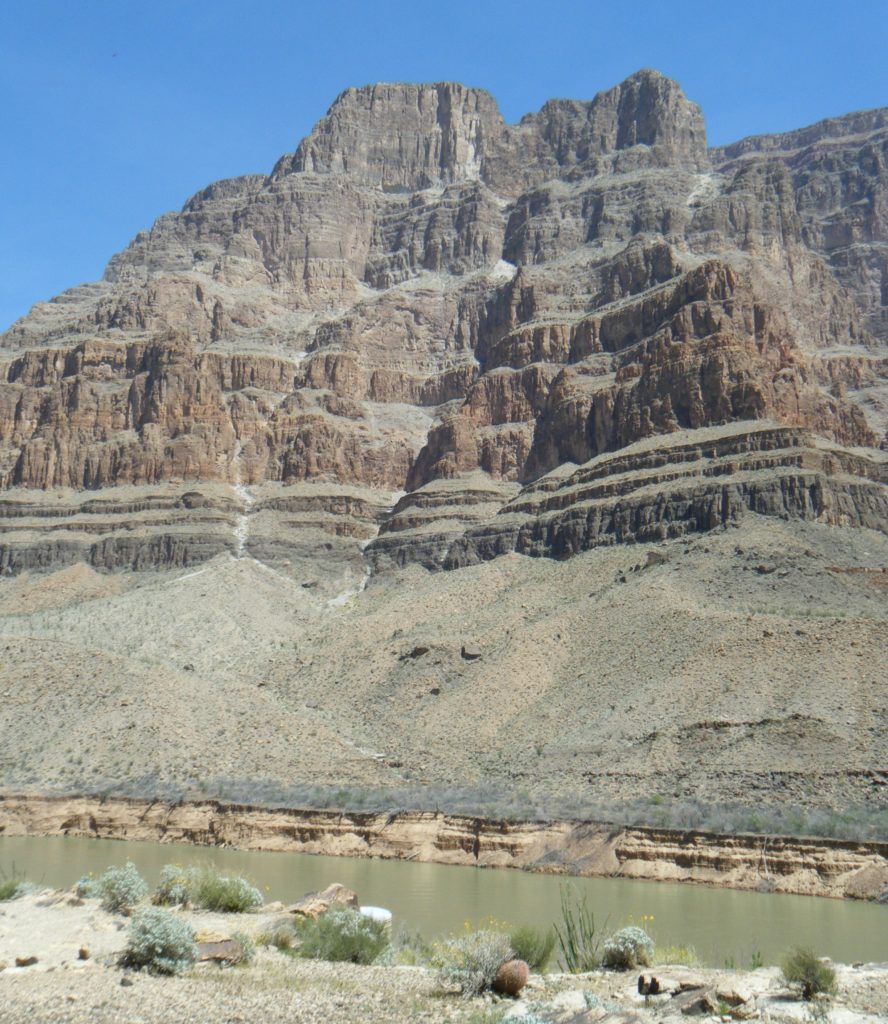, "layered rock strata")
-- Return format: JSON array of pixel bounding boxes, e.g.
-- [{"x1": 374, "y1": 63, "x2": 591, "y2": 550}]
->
[
  {"x1": 435, "y1": 423, "x2": 888, "y2": 568},
  {"x1": 1, "y1": 70, "x2": 886, "y2": 577},
  {"x1": 2, "y1": 794, "x2": 887, "y2": 899}
]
